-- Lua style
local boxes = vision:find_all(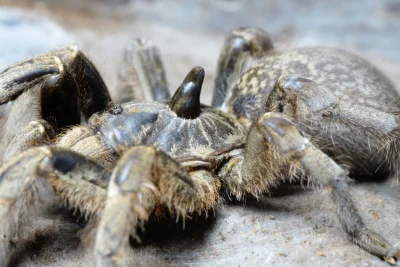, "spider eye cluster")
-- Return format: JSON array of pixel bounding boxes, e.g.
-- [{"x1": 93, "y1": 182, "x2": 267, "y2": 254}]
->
[{"x1": 108, "y1": 104, "x2": 123, "y2": 115}]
